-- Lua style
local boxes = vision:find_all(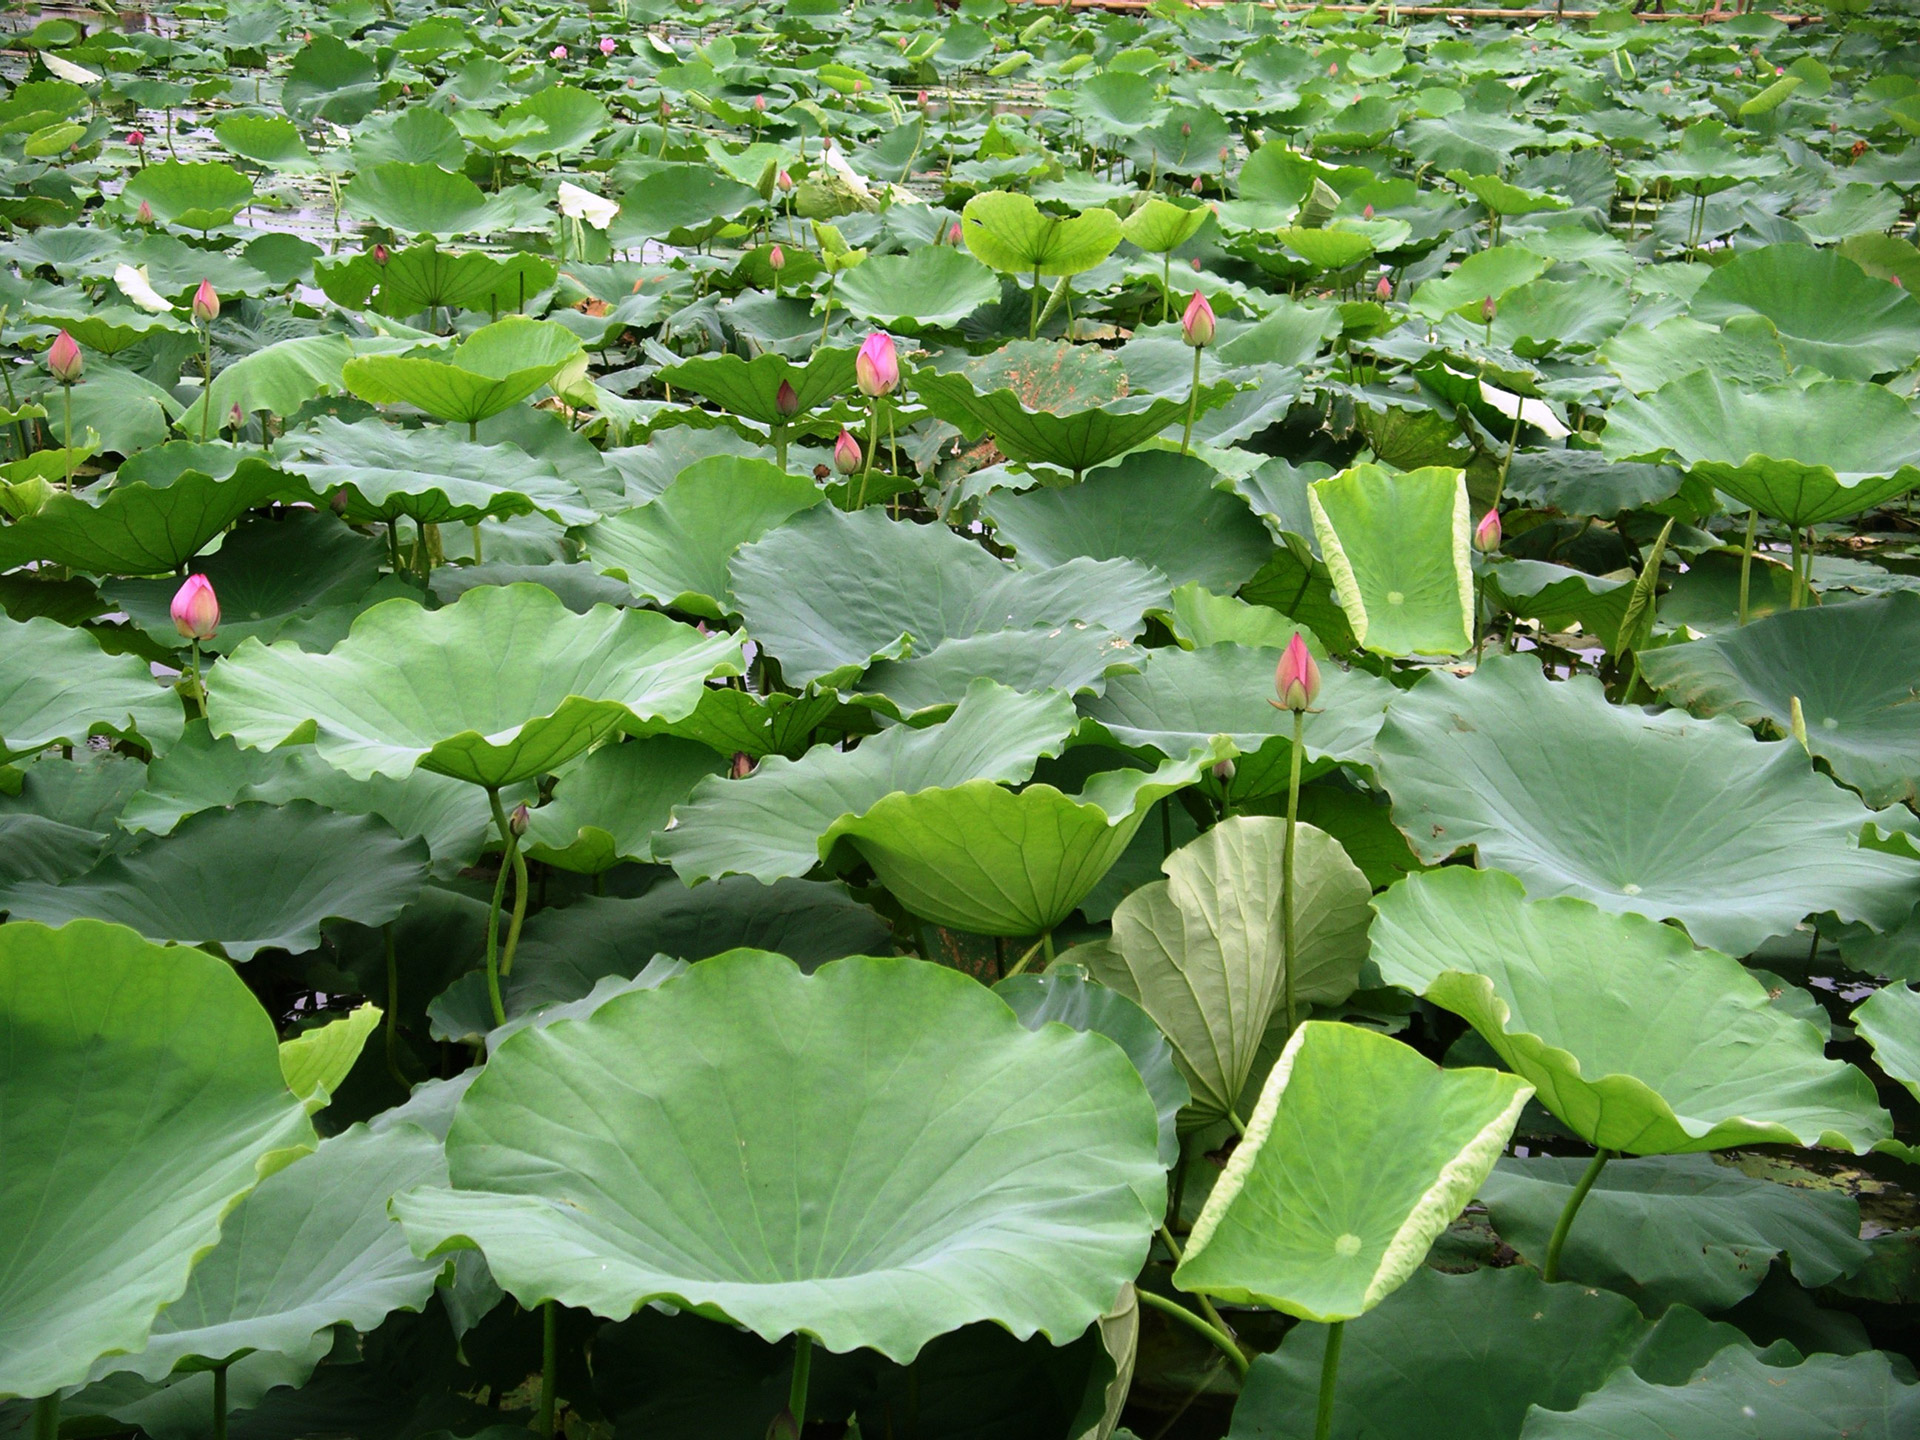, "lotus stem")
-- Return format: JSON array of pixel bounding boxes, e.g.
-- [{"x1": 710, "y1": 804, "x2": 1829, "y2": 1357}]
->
[
  {"x1": 1135, "y1": 1290, "x2": 1249, "y2": 1380},
  {"x1": 488, "y1": 790, "x2": 530, "y2": 980},
  {"x1": 1003, "y1": 934, "x2": 1047, "y2": 979},
  {"x1": 384, "y1": 923, "x2": 407, "y2": 1091},
  {"x1": 539, "y1": 1300, "x2": 559, "y2": 1437},
  {"x1": 857, "y1": 400, "x2": 880, "y2": 509},
  {"x1": 481, "y1": 787, "x2": 511, "y2": 1028},
  {"x1": 60, "y1": 383, "x2": 71, "y2": 492},
  {"x1": 1281, "y1": 707, "x2": 1305, "y2": 1038},
  {"x1": 1789, "y1": 526, "x2": 1806, "y2": 610},
  {"x1": 199, "y1": 324, "x2": 213, "y2": 443},
  {"x1": 1313, "y1": 1321, "x2": 1344, "y2": 1440},
  {"x1": 1542, "y1": 1148, "x2": 1612, "y2": 1283},
  {"x1": 1029, "y1": 263, "x2": 1042, "y2": 340},
  {"x1": 788, "y1": 1331, "x2": 813, "y2": 1426},
  {"x1": 819, "y1": 274, "x2": 837, "y2": 345},
  {"x1": 1158, "y1": 1226, "x2": 1242, "y2": 1352},
  {"x1": 1737, "y1": 509, "x2": 1757, "y2": 626},
  {"x1": 1180, "y1": 345, "x2": 1203, "y2": 456},
  {"x1": 188, "y1": 638, "x2": 206, "y2": 716},
  {"x1": 213, "y1": 1362, "x2": 229, "y2": 1440},
  {"x1": 33, "y1": 1395, "x2": 57, "y2": 1440},
  {"x1": 1162, "y1": 252, "x2": 1173, "y2": 326}
]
